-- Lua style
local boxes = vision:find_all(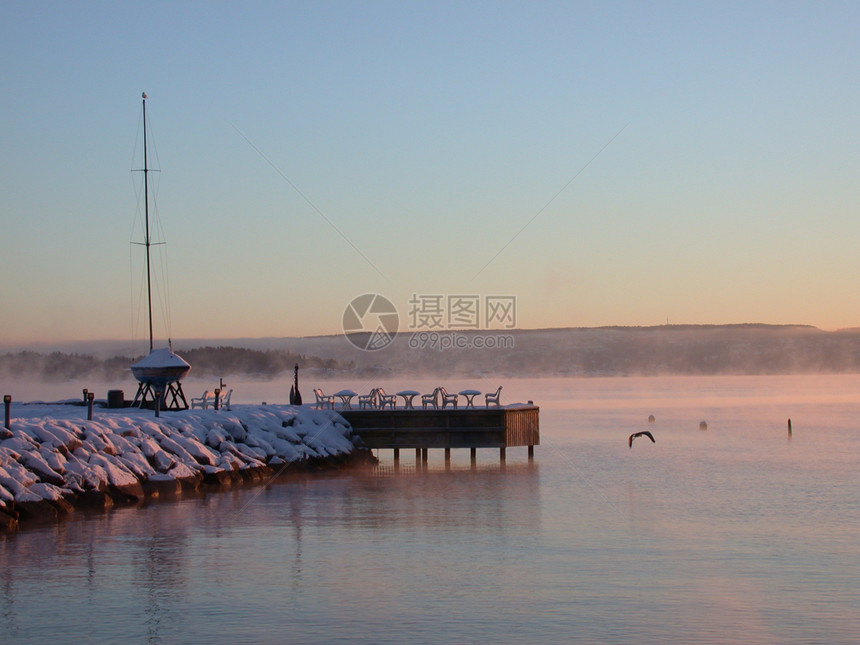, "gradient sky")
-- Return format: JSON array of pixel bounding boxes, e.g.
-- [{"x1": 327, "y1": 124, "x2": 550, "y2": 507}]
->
[{"x1": 2, "y1": 1, "x2": 858, "y2": 349}]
